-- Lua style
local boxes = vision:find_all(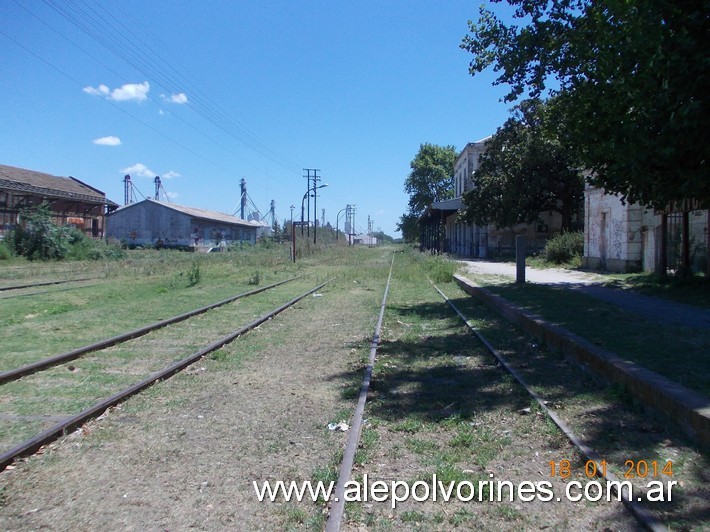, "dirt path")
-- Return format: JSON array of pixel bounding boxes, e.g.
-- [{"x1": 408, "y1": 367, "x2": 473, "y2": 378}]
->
[
  {"x1": 0, "y1": 280, "x2": 379, "y2": 530},
  {"x1": 460, "y1": 259, "x2": 710, "y2": 328}
]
